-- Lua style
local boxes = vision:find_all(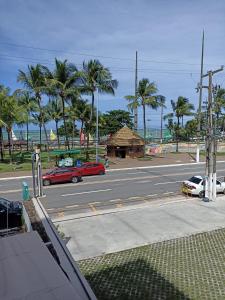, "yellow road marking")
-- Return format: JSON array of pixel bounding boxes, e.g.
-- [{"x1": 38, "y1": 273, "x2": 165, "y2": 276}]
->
[
  {"x1": 89, "y1": 204, "x2": 97, "y2": 212},
  {"x1": 57, "y1": 212, "x2": 65, "y2": 217},
  {"x1": 116, "y1": 203, "x2": 123, "y2": 208}
]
